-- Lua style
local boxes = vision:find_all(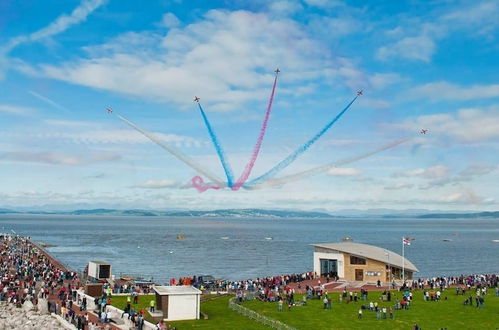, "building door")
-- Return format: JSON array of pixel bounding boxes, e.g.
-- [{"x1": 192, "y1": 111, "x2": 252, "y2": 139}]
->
[
  {"x1": 320, "y1": 259, "x2": 338, "y2": 277},
  {"x1": 355, "y1": 269, "x2": 364, "y2": 281}
]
